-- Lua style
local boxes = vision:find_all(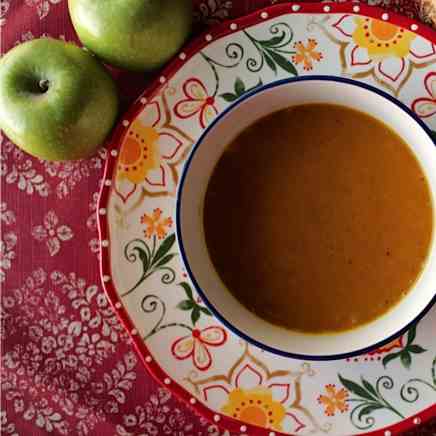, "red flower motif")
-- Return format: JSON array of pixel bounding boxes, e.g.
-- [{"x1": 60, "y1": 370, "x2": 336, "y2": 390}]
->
[
  {"x1": 412, "y1": 72, "x2": 436, "y2": 118},
  {"x1": 174, "y1": 78, "x2": 218, "y2": 128},
  {"x1": 368, "y1": 335, "x2": 403, "y2": 355},
  {"x1": 171, "y1": 326, "x2": 227, "y2": 371}
]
